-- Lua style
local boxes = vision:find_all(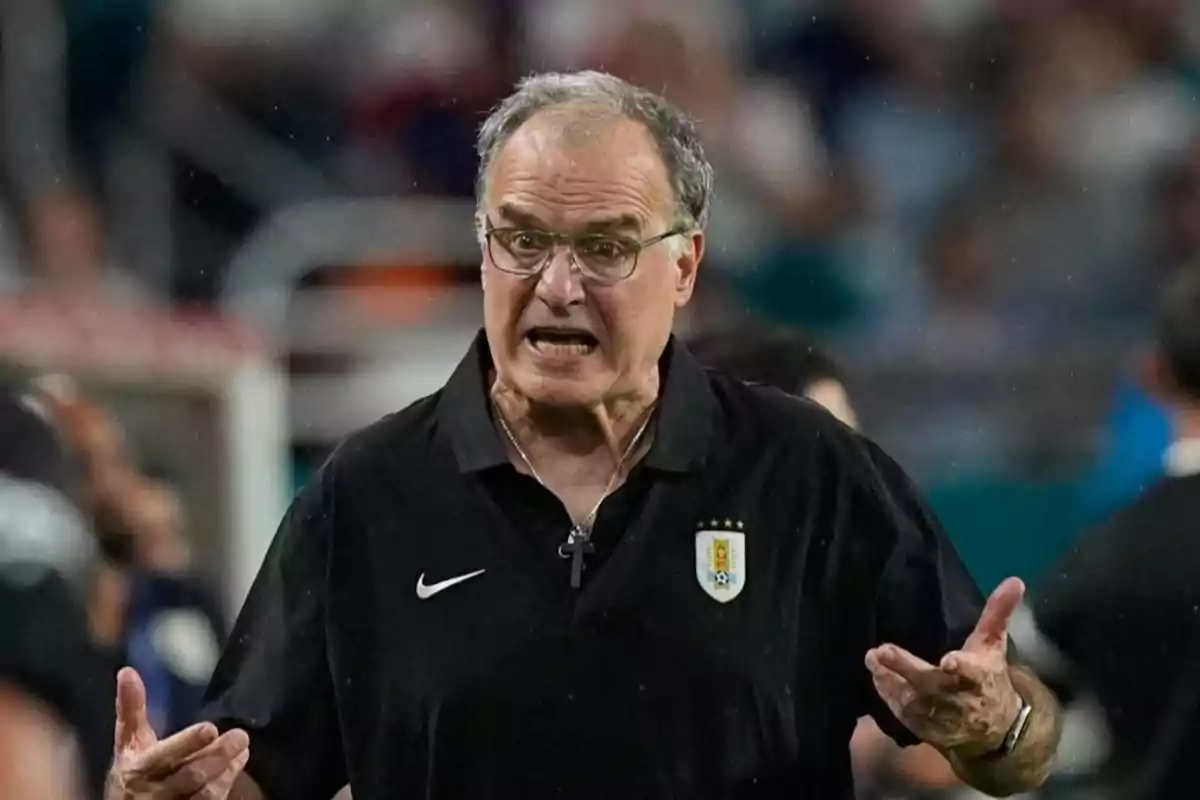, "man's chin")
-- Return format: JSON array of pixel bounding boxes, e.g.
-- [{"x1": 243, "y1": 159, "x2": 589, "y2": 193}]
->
[{"x1": 512, "y1": 368, "x2": 609, "y2": 409}]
